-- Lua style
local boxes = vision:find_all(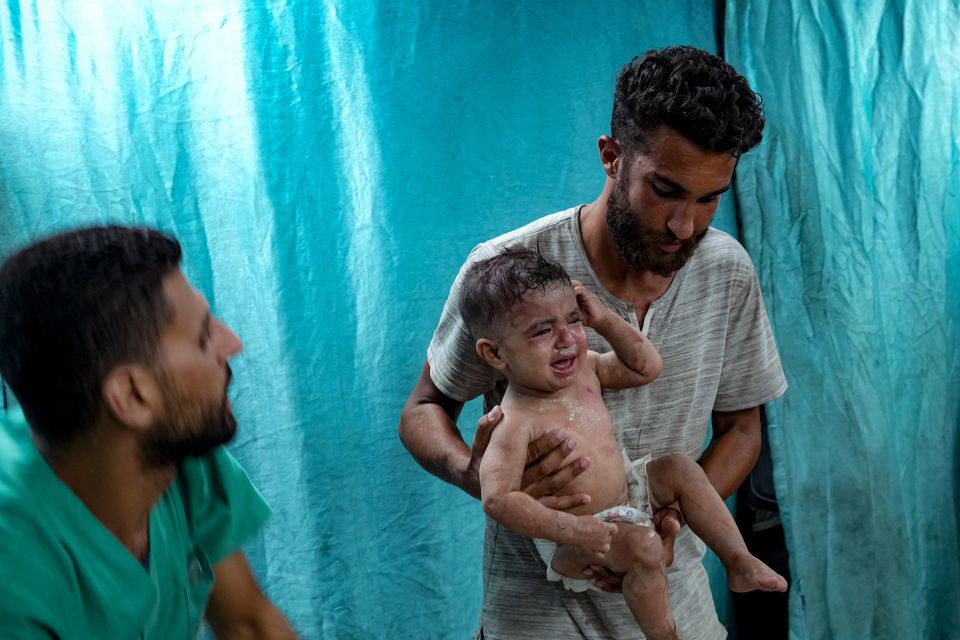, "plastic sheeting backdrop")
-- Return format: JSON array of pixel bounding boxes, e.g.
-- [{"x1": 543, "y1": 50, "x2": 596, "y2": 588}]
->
[{"x1": 0, "y1": 1, "x2": 957, "y2": 639}]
